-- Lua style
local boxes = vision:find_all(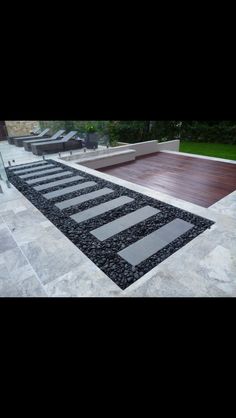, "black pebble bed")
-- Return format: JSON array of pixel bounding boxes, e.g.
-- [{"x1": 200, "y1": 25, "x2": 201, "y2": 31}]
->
[{"x1": 6, "y1": 159, "x2": 215, "y2": 290}]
